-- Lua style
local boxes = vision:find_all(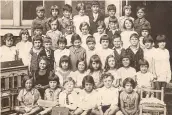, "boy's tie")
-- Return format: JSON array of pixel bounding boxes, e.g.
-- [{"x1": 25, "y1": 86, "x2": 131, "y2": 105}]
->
[{"x1": 66, "y1": 93, "x2": 70, "y2": 105}]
